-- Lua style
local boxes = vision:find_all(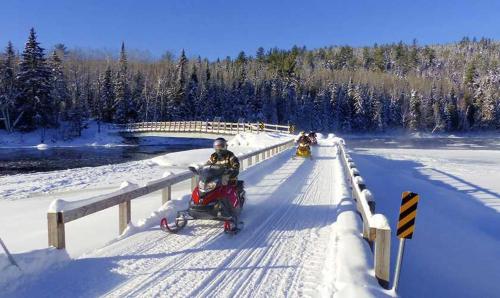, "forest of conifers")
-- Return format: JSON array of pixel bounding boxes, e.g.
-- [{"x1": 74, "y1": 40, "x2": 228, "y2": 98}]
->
[{"x1": 0, "y1": 28, "x2": 499, "y2": 133}]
